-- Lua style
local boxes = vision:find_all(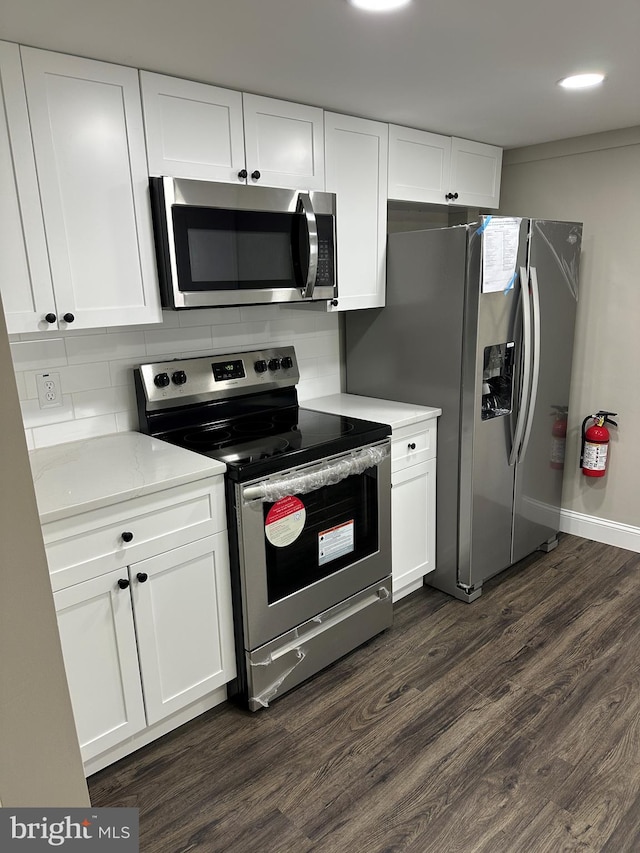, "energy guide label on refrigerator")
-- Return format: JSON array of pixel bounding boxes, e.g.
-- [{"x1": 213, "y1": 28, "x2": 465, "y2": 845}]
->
[
  {"x1": 319, "y1": 520, "x2": 354, "y2": 566},
  {"x1": 265, "y1": 496, "x2": 306, "y2": 547}
]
